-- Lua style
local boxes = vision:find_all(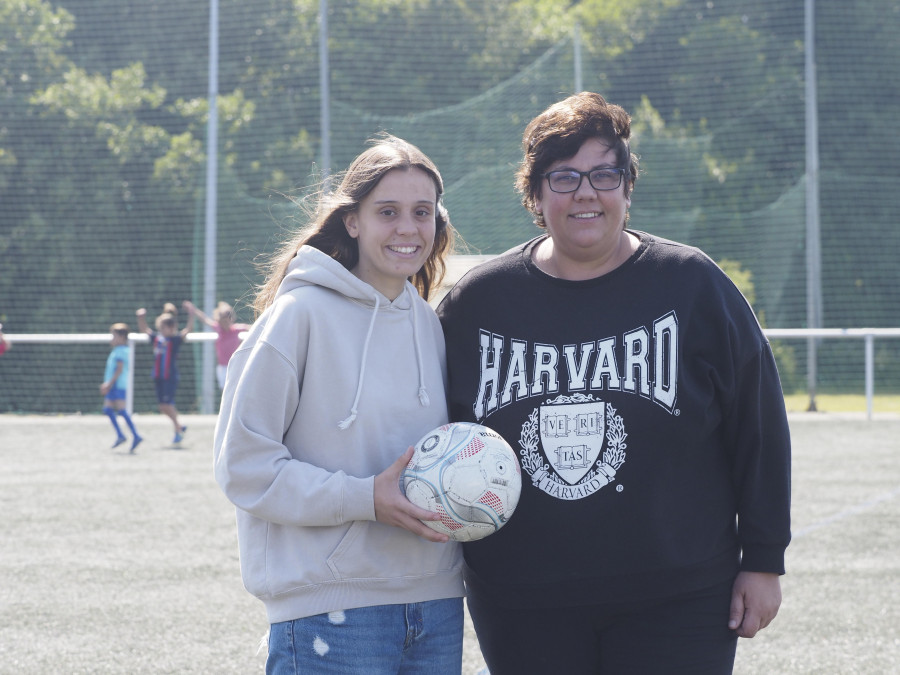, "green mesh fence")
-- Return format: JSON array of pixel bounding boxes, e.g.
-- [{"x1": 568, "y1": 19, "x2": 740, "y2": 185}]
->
[{"x1": 2, "y1": 0, "x2": 899, "y2": 413}]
